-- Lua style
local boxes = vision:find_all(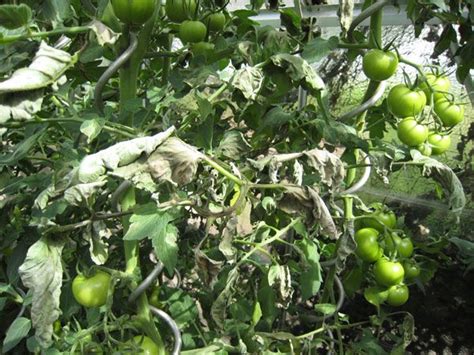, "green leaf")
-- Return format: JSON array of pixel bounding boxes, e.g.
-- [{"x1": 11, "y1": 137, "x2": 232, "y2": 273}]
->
[
  {"x1": 427, "y1": 0, "x2": 448, "y2": 11},
  {"x1": 0, "y1": 4, "x2": 32, "y2": 29},
  {"x1": 298, "y1": 237, "x2": 322, "y2": 300},
  {"x1": 2, "y1": 317, "x2": 31, "y2": 353},
  {"x1": 314, "y1": 303, "x2": 337, "y2": 316},
  {"x1": 251, "y1": 301, "x2": 262, "y2": 326},
  {"x1": 302, "y1": 36, "x2": 339, "y2": 64},
  {"x1": 18, "y1": 237, "x2": 65, "y2": 348},
  {"x1": 152, "y1": 224, "x2": 179, "y2": 274},
  {"x1": 80, "y1": 118, "x2": 104, "y2": 144},
  {"x1": 343, "y1": 265, "x2": 364, "y2": 297},
  {"x1": 0, "y1": 129, "x2": 45, "y2": 166},
  {"x1": 364, "y1": 286, "x2": 388, "y2": 307},
  {"x1": 165, "y1": 289, "x2": 198, "y2": 327}
]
